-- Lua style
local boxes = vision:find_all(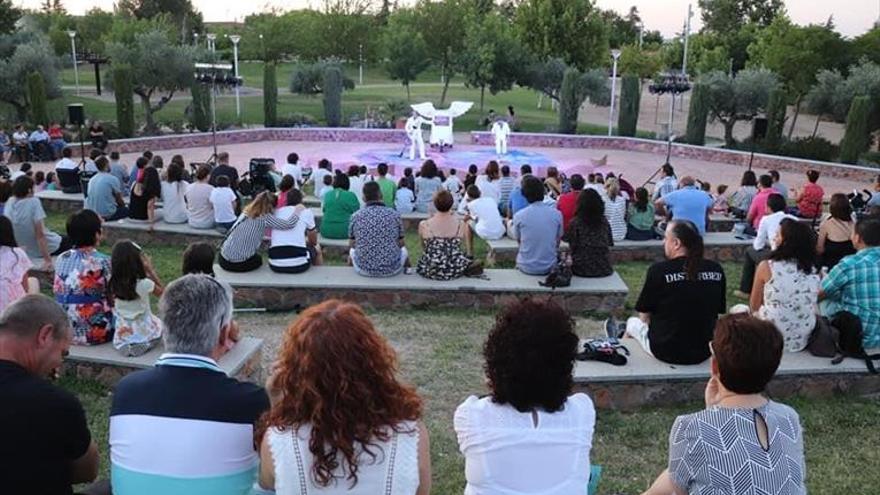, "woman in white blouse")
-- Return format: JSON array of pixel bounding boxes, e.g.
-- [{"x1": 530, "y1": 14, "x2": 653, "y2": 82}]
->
[
  {"x1": 455, "y1": 298, "x2": 596, "y2": 495},
  {"x1": 160, "y1": 162, "x2": 188, "y2": 224},
  {"x1": 258, "y1": 299, "x2": 431, "y2": 495},
  {"x1": 475, "y1": 160, "x2": 501, "y2": 203}
]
